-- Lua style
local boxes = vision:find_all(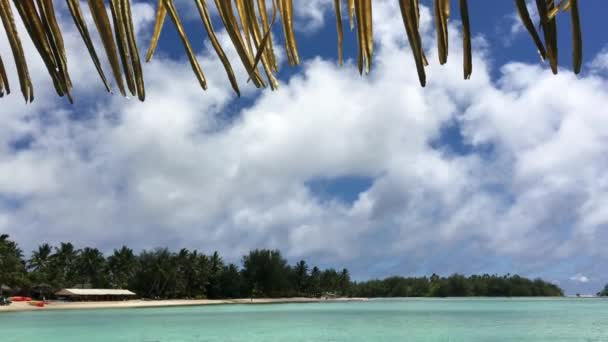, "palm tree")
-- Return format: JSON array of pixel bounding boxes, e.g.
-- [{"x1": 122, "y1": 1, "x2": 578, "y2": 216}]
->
[
  {"x1": 74, "y1": 247, "x2": 107, "y2": 288},
  {"x1": 206, "y1": 251, "x2": 224, "y2": 299},
  {"x1": 0, "y1": 0, "x2": 584, "y2": 103},
  {"x1": 293, "y1": 260, "x2": 309, "y2": 295},
  {"x1": 28, "y1": 243, "x2": 52, "y2": 273},
  {"x1": 107, "y1": 246, "x2": 137, "y2": 289},
  {"x1": 49, "y1": 242, "x2": 79, "y2": 289},
  {"x1": 0, "y1": 234, "x2": 26, "y2": 289}
]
